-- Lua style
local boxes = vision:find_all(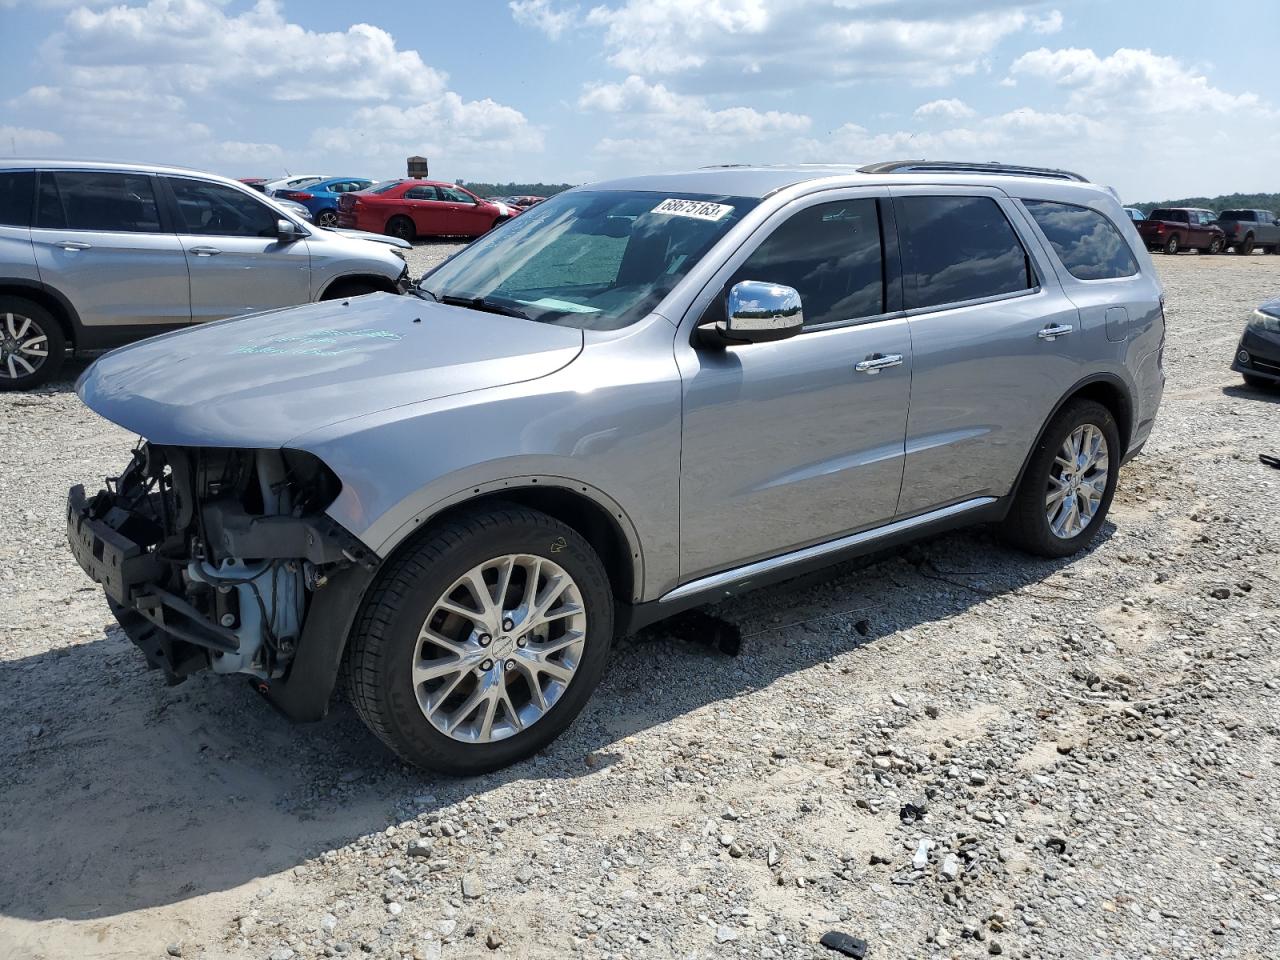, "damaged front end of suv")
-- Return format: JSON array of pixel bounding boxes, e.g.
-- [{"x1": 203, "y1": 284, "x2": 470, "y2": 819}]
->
[{"x1": 68, "y1": 442, "x2": 376, "y2": 719}]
